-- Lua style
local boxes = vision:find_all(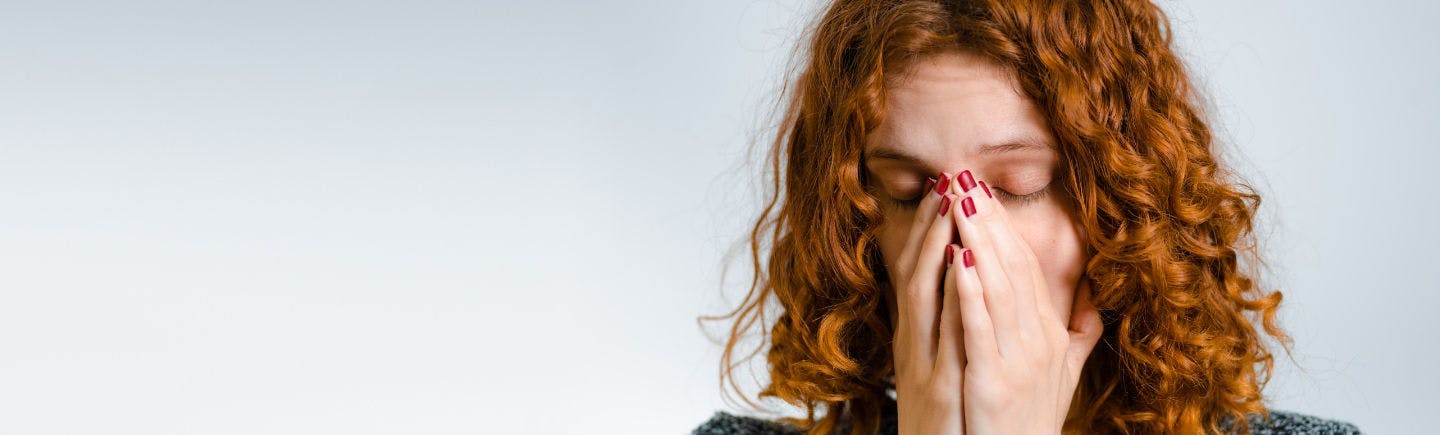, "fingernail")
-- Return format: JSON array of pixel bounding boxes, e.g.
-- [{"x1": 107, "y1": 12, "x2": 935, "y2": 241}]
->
[
  {"x1": 944, "y1": 244, "x2": 956, "y2": 265},
  {"x1": 938, "y1": 195, "x2": 952, "y2": 216},
  {"x1": 958, "y1": 170, "x2": 977, "y2": 192},
  {"x1": 935, "y1": 172, "x2": 950, "y2": 195},
  {"x1": 924, "y1": 177, "x2": 937, "y2": 193},
  {"x1": 979, "y1": 180, "x2": 992, "y2": 198},
  {"x1": 961, "y1": 196, "x2": 976, "y2": 217},
  {"x1": 962, "y1": 249, "x2": 975, "y2": 268}
]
